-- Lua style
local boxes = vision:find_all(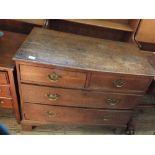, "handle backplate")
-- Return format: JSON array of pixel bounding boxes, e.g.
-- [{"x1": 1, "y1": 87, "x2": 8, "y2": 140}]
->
[
  {"x1": 48, "y1": 72, "x2": 61, "y2": 82},
  {"x1": 106, "y1": 98, "x2": 121, "y2": 106},
  {"x1": 113, "y1": 79, "x2": 126, "y2": 88},
  {"x1": 47, "y1": 111, "x2": 56, "y2": 117},
  {"x1": 46, "y1": 93, "x2": 60, "y2": 101}
]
